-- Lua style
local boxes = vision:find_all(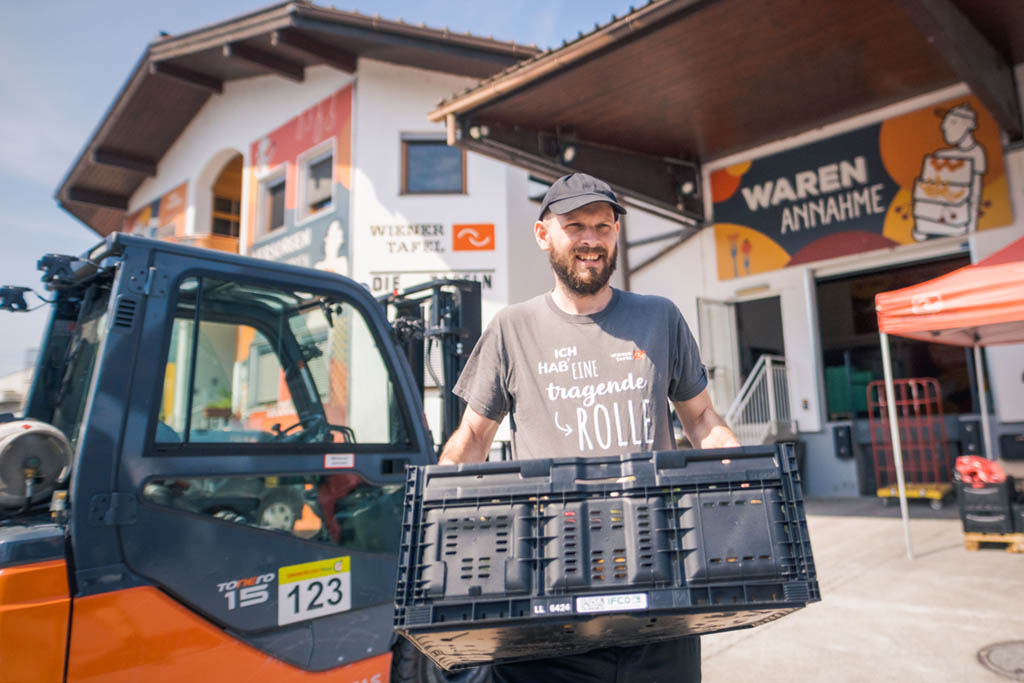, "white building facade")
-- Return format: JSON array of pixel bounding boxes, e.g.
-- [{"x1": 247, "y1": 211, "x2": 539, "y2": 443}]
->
[
  {"x1": 60, "y1": 3, "x2": 1024, "y2": 498},
  {"x1": 58, "y1": 5, "x2": 549, "y2": 449}
]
